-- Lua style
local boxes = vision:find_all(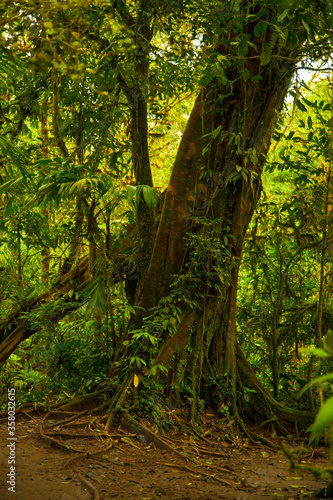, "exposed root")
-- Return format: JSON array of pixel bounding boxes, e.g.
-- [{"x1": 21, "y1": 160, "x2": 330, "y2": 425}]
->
[
  {"x1": 63, "y1": 443, "x2": 113, "y2": 468},
  {"x1": 160, "y1": 462, "x2": 236, "y2": 487},
  {"x1": 58, "y1": 391, "x2": 104, "y2": 412},
  {"x1": 21, "y1": 411, "x2": 39, "y2": 422},
  {"x1": 45, "y1": 409, "x2": 89, "y2": 428},
  {"x1": 39, "y1": 425, "x2": 80, "y2": 452},
  {"x1": 39, "y1": 425, "x2": 112, "y2": 457},
  {"x1": 0, "y1": 403, "x2": 35, "y2": 421},
  {"x1": 190, "y1": 458, "x2": 238, "y2": 476},
  {"x1": 121, "y1": 414, "x2": 186, "y2": 457},
  {"x1": 78, "y1": 473, "x2": 100, "y2": 500},
  {"x1": 43, "y1": 411, "x2": 79, "y2": 421},
  {"x1": 236, "y1": 341, "x2": 314, "y2": 430},
  {"x1": 240, "y1": 425, "x2": 277, "y2": 450},
  {"x1": 43, "y1": 430, "x2": 95, "y2": 438}
]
